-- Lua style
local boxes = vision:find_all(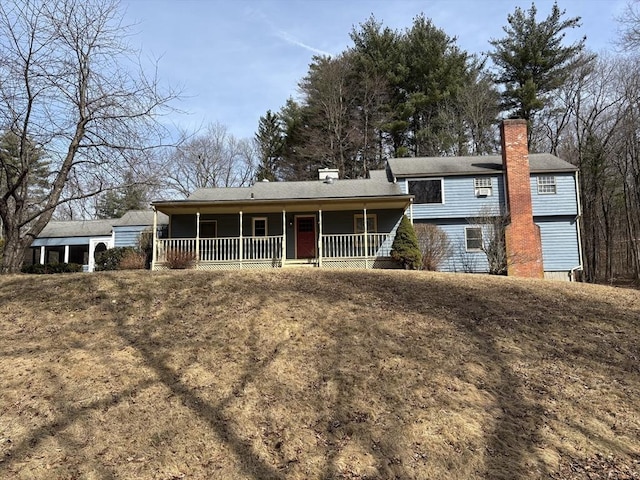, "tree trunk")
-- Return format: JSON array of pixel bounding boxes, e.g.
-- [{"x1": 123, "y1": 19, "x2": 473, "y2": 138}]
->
[{"x1": 1, "y1": 229, "x2": 29, "y2": 274}]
